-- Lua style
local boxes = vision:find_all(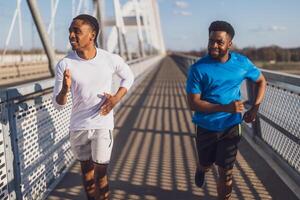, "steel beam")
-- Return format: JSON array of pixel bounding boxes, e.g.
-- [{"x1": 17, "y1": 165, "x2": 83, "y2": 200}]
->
[
  {"x1": 93, "y1": 0, "x2": 105, "y2": 49},
  {"x1": 104, "y1": 16, "x2": 143, "y2": 26},
  {"x1": 27, "y1": 0, "x2": 56, "y2": 76}
]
